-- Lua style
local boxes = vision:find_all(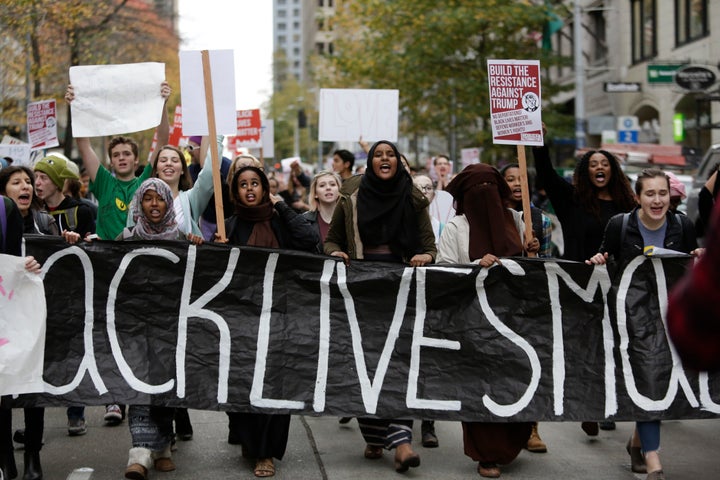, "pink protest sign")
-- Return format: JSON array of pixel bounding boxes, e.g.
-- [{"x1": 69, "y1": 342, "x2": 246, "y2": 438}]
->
[
  {"x1": 27, "y1": 99, "x2": 59, "y2": 151},
  {"x1": 487, "y1": 59, "x2": 543, "y2": 146}
]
